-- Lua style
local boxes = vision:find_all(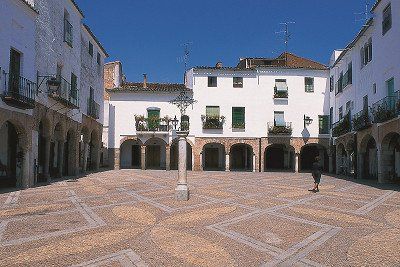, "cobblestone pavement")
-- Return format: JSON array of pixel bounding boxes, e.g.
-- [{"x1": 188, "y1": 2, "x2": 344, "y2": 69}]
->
[{"x1": 0, "y1": 170, "x2": 399, "y2": 267}]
